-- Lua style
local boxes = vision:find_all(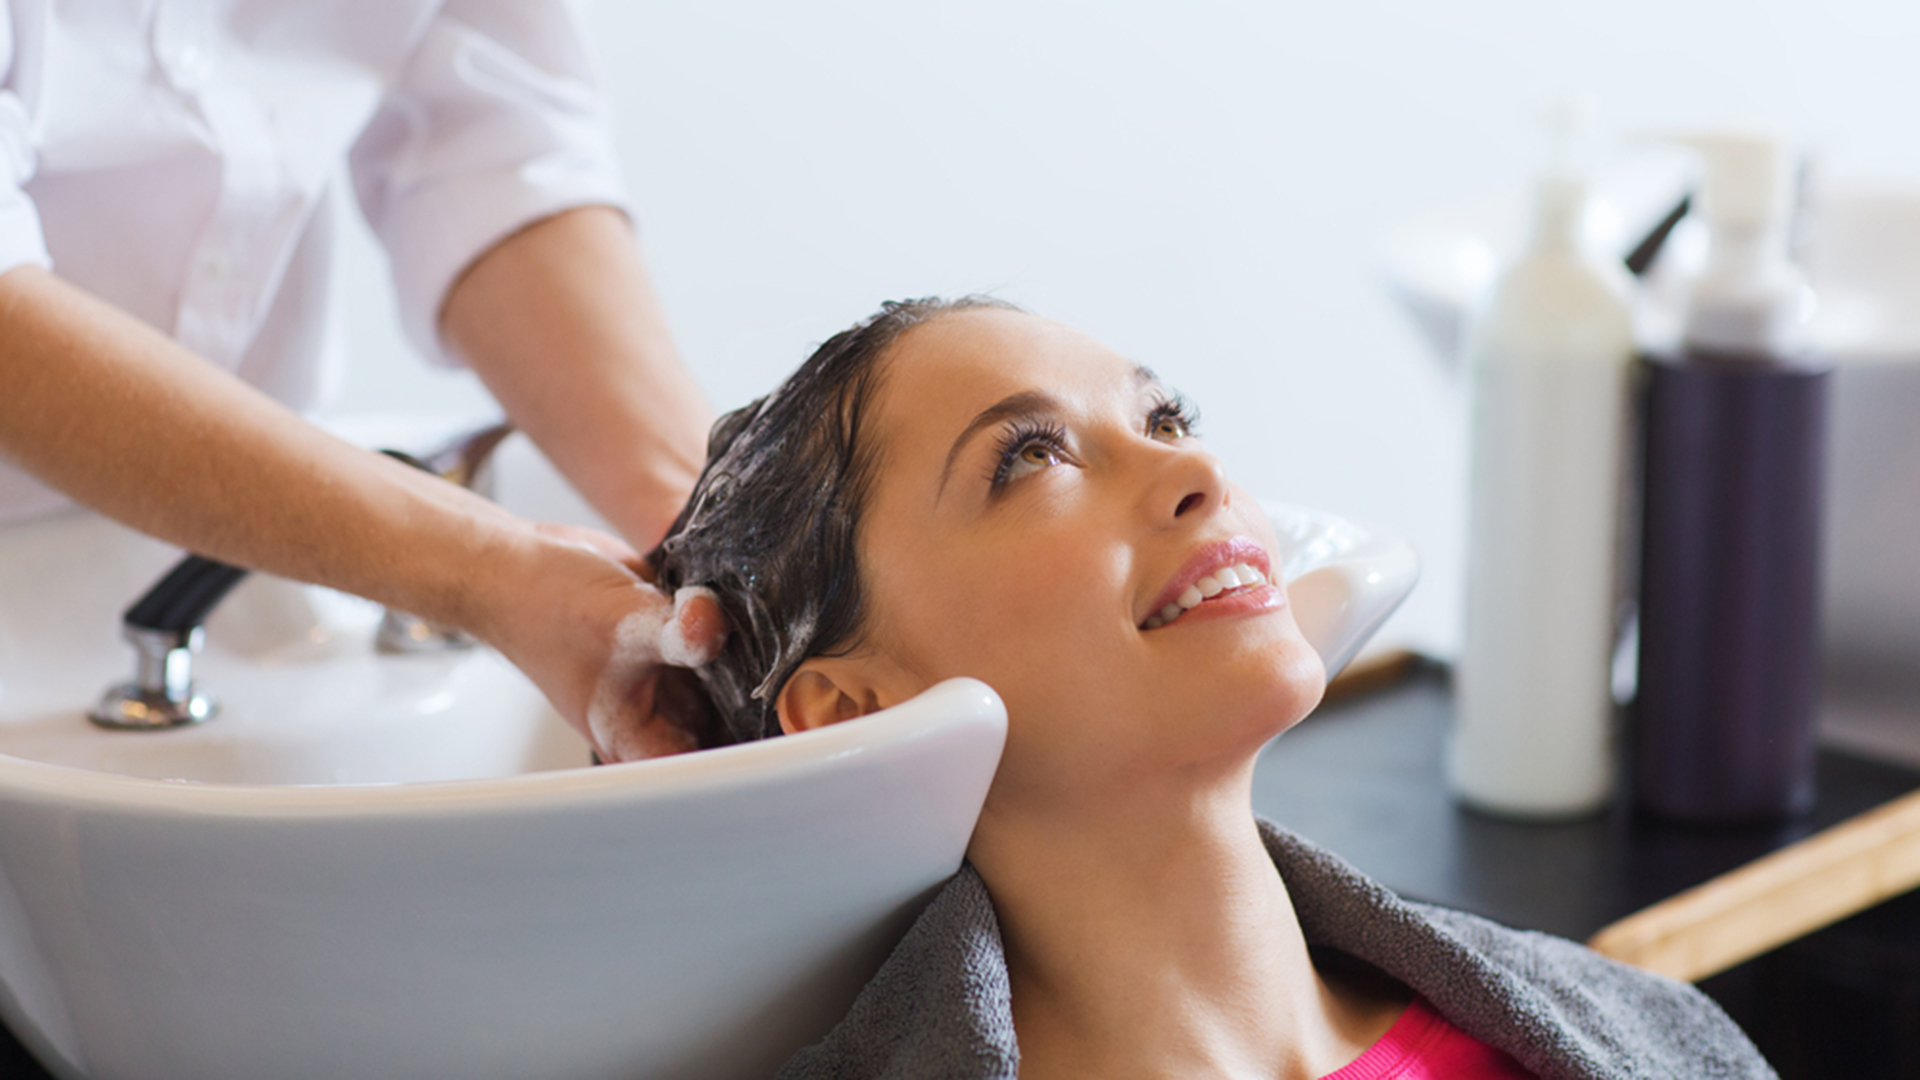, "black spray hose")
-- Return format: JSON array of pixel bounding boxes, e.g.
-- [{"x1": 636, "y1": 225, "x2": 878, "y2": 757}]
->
[{"x1": 122, "y1": 556, "x2": 250, "y2": 634}]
